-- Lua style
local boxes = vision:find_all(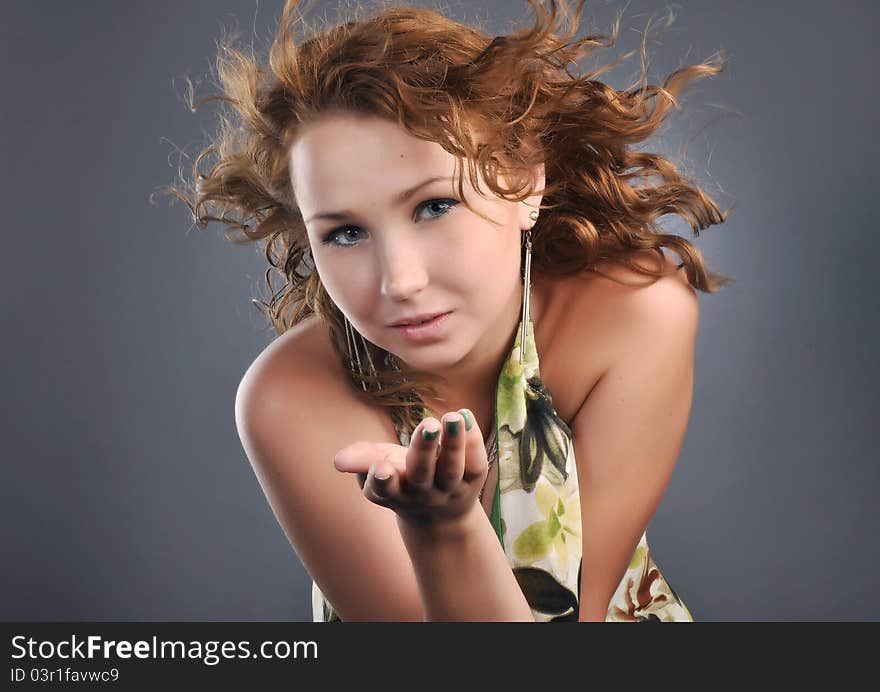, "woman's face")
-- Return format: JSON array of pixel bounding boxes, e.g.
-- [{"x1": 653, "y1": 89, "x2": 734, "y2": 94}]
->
[{"x1": 289, "y1": 110, "x2": 542, "y2": 374}]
